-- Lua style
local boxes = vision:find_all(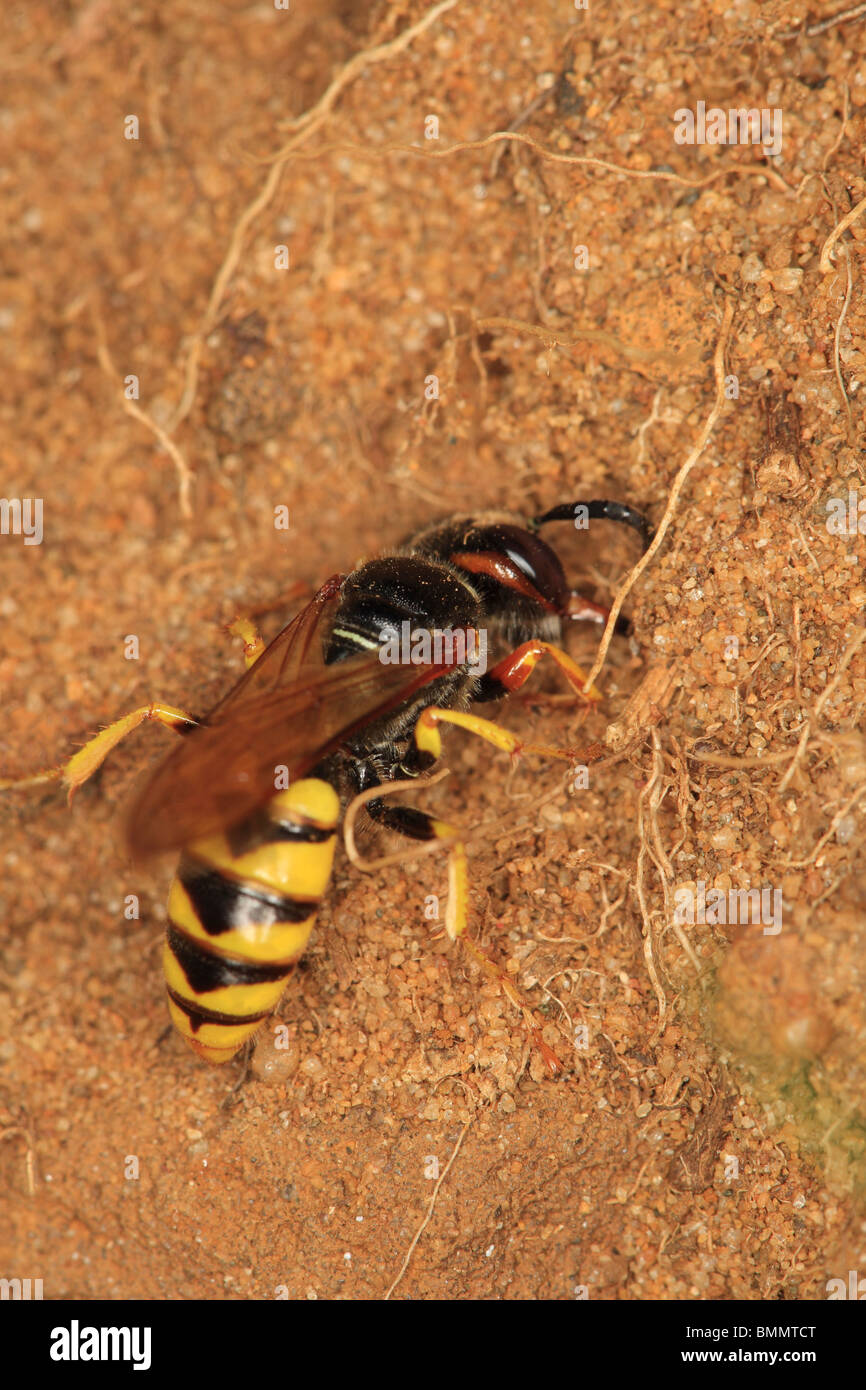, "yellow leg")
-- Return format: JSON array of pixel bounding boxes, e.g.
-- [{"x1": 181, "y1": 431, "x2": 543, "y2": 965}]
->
[
  {"x1": 414, "y1": 704, "x2": 600, "y2": 766},
  {"x1": 225, "y1": 616, "x2": 266, "y2": 669},
  {"x1": 403, "y1": 701, "x2": 605, "y2": 931},
  {"x1": 426, "y1": 814, "x2": 561, "y2": 1075},
  {"x1": 484, "y1": 639, "x2": 603, "y2": 703},
  {"x1": 348, "y1": 775, "x2": 565, "y2": 1076},
  {"x1": 405, "y1": 700, "x2": 604, "y2": 1074},
  {"x1": 430, "y1": 814, "x2": 469, "y2": 942},
  {"x1": 0, "y1": 703, "x2": 199, "y2": 799},
  {"x1": 461, "y1": 934, "x2": 563, "y2": 1076},
  {"x1": 2, "y1": 611, "x2": 263, "y2": 799},
  {"x1": 490, "y1": 639, "x2": 602, "y2": 702}
]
